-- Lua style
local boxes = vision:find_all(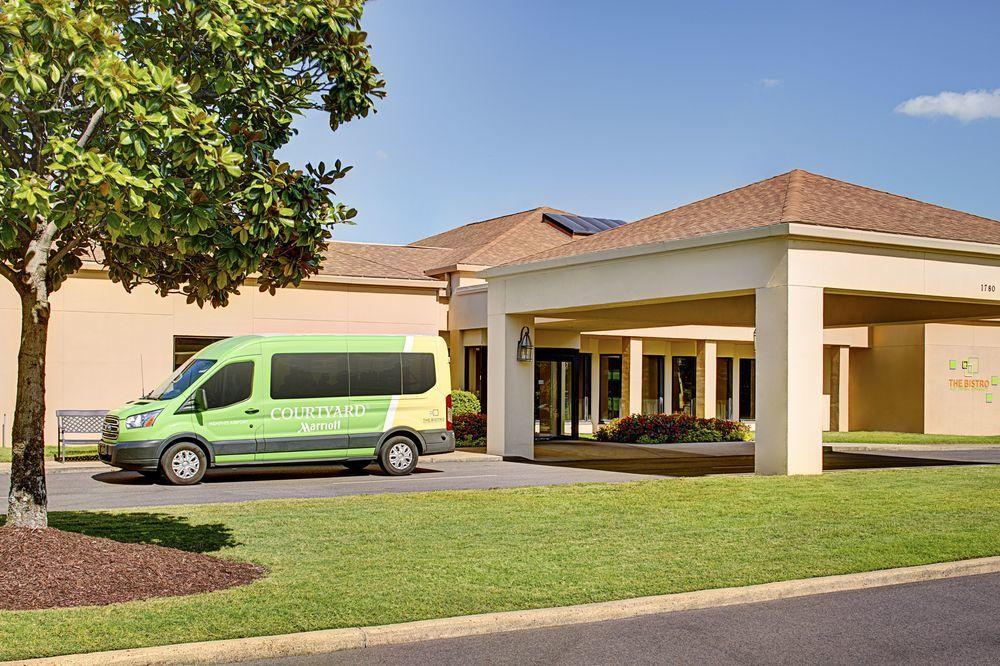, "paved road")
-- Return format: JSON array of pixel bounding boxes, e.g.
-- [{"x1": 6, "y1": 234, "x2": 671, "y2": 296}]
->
[
  {"x1": 0, "y1": 460, "x2": 660, "y2": 512},
  {"x1": 247, "y1": 573, "x2": 1000, "y2": 665}
]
